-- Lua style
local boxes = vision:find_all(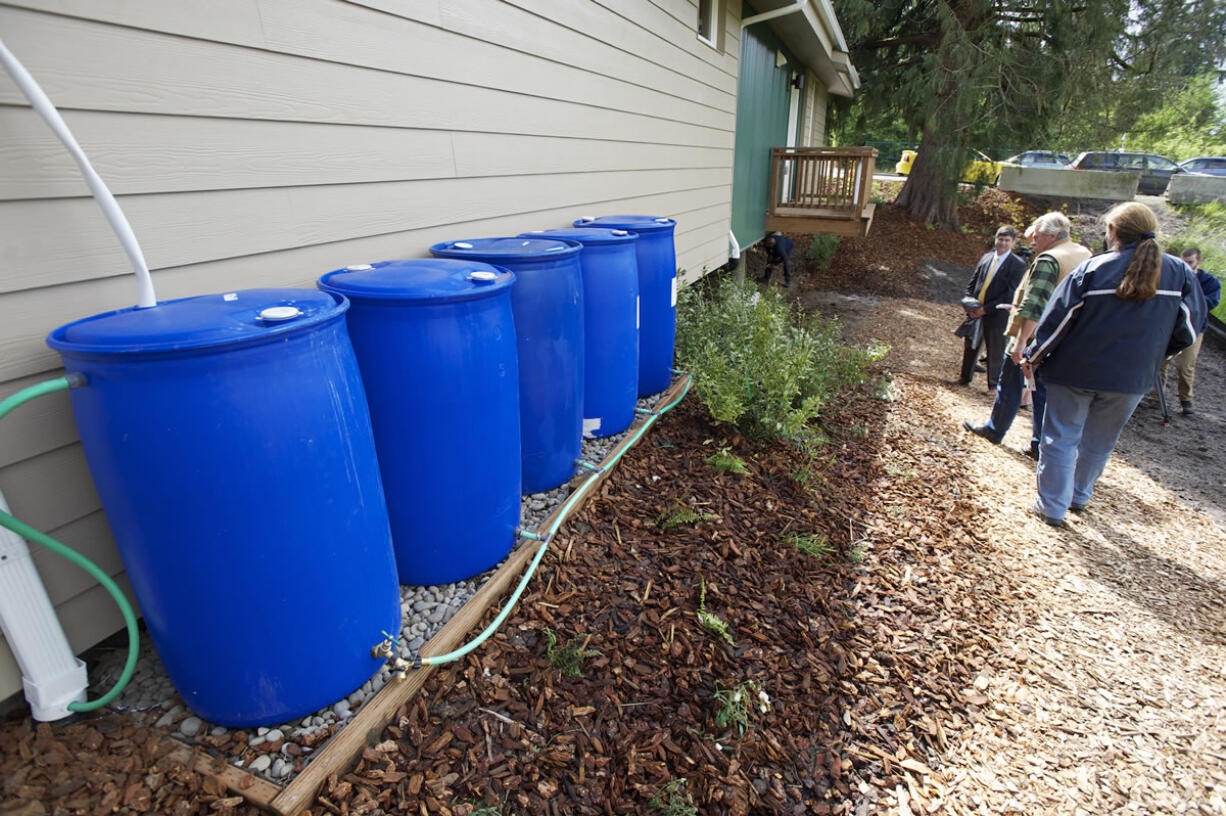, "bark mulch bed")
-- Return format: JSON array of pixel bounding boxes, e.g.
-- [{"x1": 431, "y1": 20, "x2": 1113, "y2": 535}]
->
[
  {"x1": 305, "y1": 387, "x2": 1030, "y2": 816},
  {"x1": 1, "y1": 379, "x2": 1035, "y2": 816},
  {"x1": 0, "y1": 714, "x2": 250, "y2": 816}
]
